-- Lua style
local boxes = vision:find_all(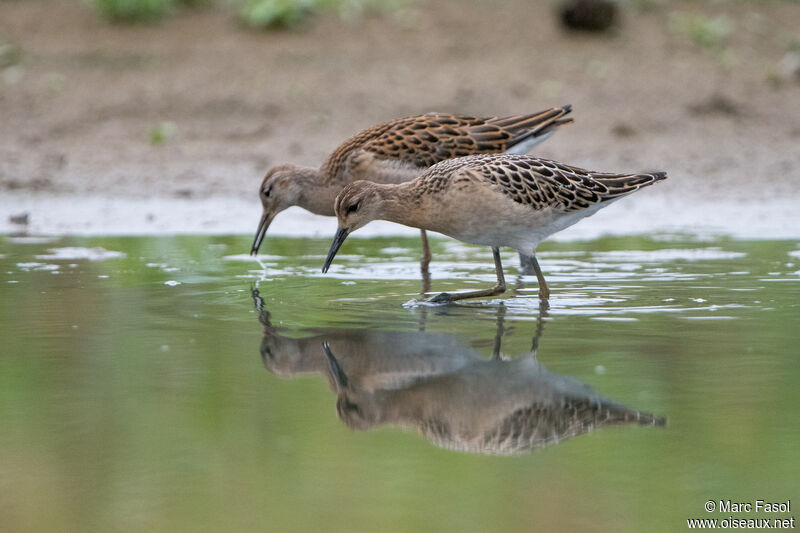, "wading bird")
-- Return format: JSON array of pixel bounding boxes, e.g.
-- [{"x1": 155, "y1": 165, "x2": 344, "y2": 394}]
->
[
  {"x1": 250, "y1": 106, "x2": 574, "y2": 277},
  {"x1": 250, "y1": 289, "x2": 664, "y2": 455},
  {"x1": 322, "y1": 153, "x2": 666, "y2": 302}
]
